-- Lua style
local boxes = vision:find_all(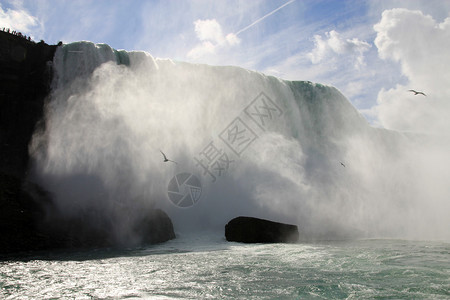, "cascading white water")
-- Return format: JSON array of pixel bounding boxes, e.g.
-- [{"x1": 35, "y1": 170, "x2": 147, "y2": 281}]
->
[{"x1": 30, "y1": 41, "x2": 450, "y2": 242}]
